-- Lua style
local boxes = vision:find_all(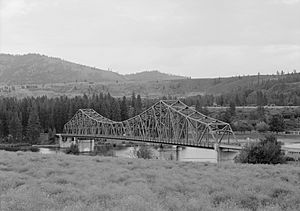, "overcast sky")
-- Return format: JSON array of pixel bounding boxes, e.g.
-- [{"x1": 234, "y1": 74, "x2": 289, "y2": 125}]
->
[{"x1": 0, "y1": 0, "x2": 299, "y2": 78}]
